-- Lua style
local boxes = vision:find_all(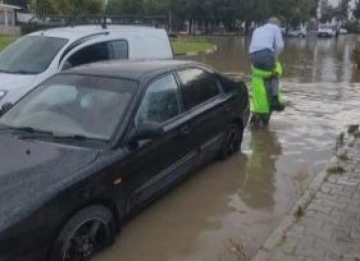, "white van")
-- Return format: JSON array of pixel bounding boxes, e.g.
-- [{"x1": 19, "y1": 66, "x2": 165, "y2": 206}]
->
[
  {"x1": 318, "y1": 24, "x2": 336, "y2": 37},
  {"x1": 0, "y1": 25, "x2": 173, "y2": 106}
]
